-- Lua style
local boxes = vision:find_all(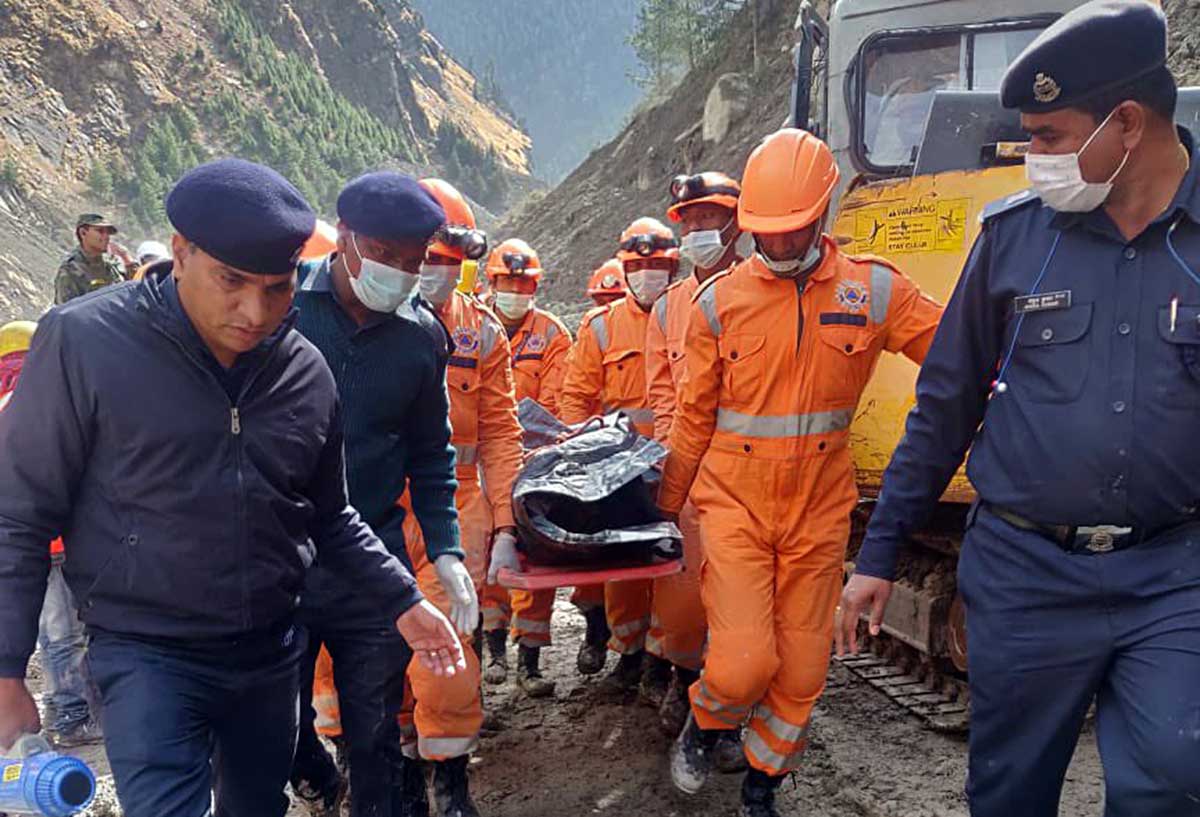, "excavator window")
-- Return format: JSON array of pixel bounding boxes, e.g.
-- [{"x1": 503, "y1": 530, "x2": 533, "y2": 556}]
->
[{"x1": 854, "y1": 21, "x2": 1047, "y2": 175}]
